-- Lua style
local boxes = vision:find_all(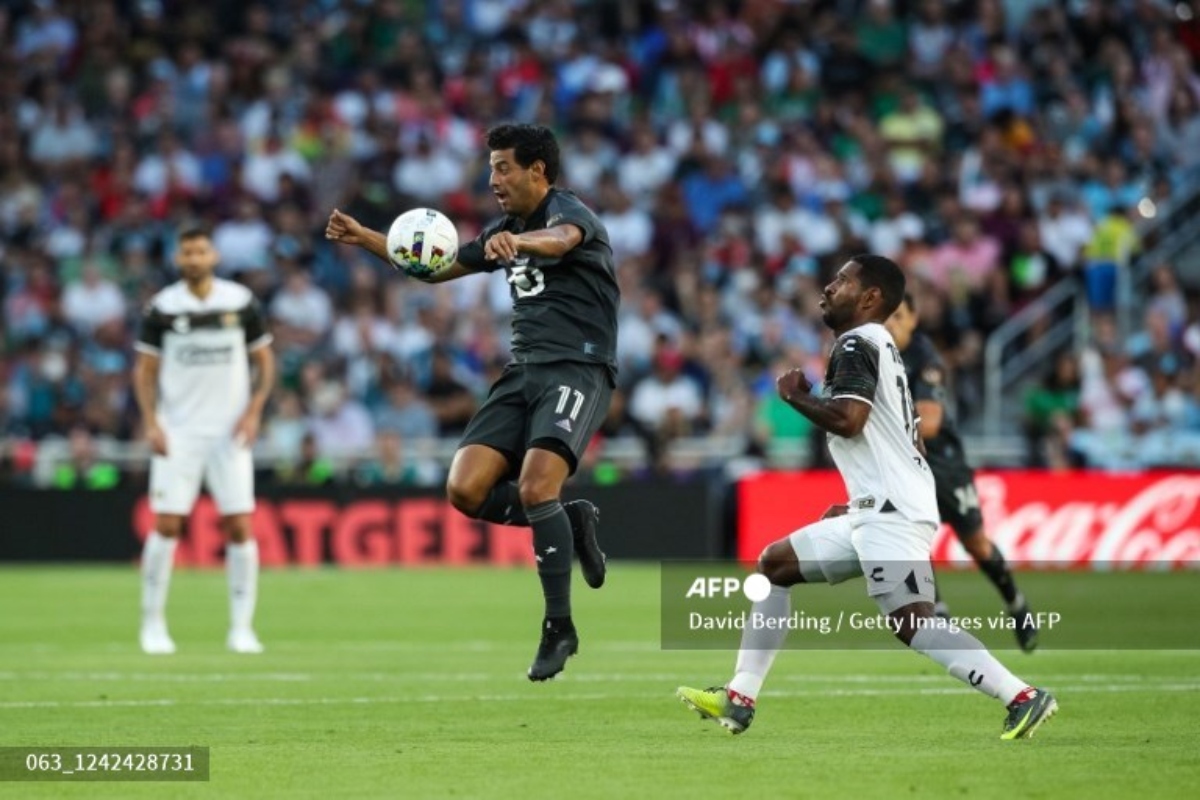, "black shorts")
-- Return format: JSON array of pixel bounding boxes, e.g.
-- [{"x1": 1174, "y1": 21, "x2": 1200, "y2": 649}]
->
[
  {"x1": 459, "y1": 361, "x2": 614, "y2": 477},
  {"x1": 929, "y1": 457, "x2": 984, "y2": 540}
]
